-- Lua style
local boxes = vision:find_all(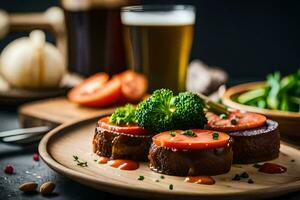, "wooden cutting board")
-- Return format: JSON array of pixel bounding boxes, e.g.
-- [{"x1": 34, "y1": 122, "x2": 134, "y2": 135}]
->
[{"x1": 18, "y1": 97, "x2": 115, "y2": 128}]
